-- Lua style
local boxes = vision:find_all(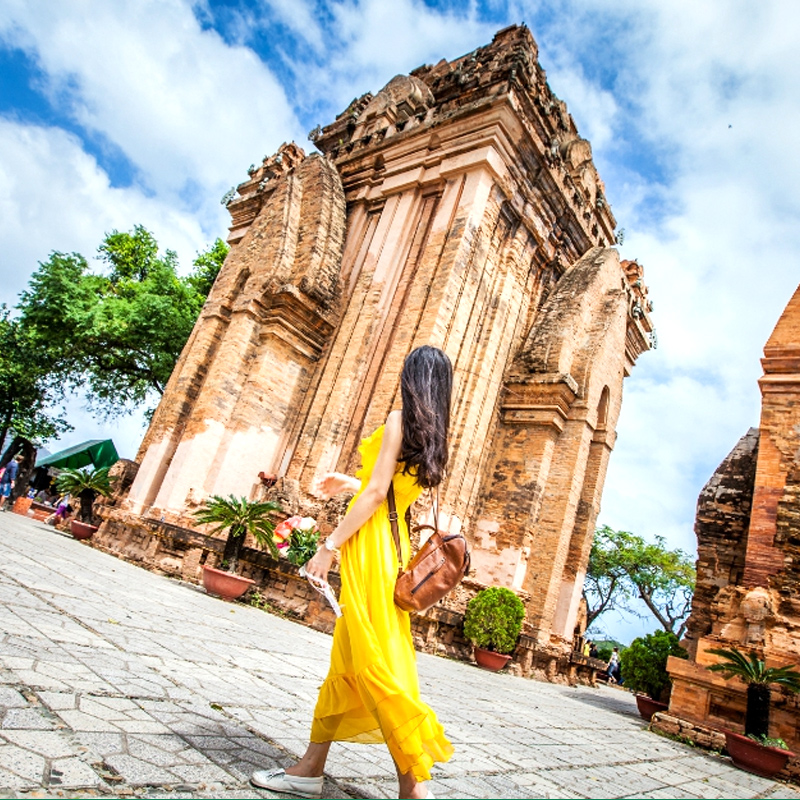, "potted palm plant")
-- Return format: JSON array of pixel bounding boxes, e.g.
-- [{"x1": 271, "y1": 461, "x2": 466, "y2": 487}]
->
[
  {"x1": 193, "y1": 495, "x2": 281, "y2": 600},
  {"x1": 463, "y1": 586, "x2": 525, "y2": 671},
  {"x1": 54, "y1": 466, "x2": 113, "y2": 539},
  {"x1": 620, "y1": 630, "x2": 687, "y2": 720},
  {"x1": 707, "y1": 646, "x2": 800, "y2": 777}
]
